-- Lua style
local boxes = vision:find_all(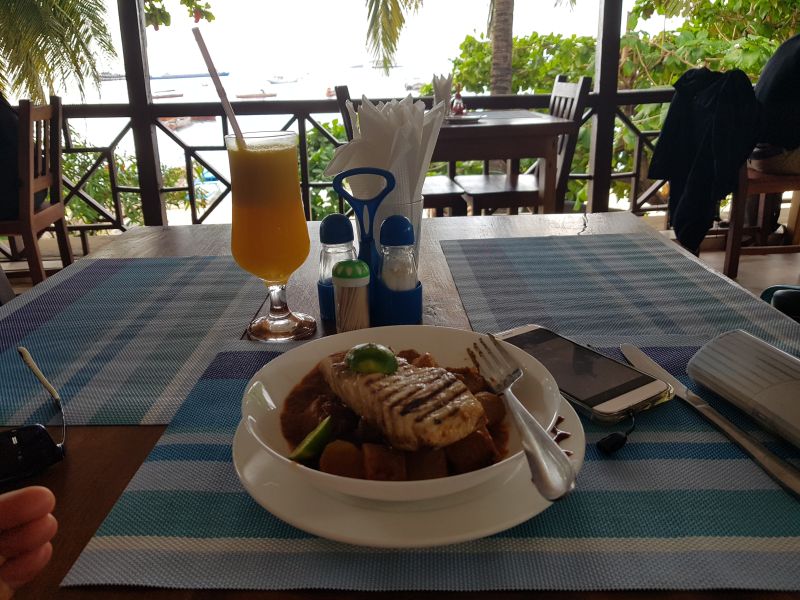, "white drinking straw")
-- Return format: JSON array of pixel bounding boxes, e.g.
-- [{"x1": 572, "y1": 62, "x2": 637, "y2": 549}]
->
[{"x1": 192, "y1": 27, "x2": 245, "y2": 147}]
